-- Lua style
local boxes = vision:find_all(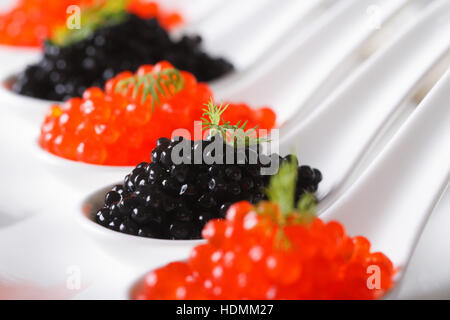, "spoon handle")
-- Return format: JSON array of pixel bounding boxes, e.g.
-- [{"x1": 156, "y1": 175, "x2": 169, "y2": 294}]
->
[
  {"x1": 216, "y1": 0, "x2": 407, "y2": 119},
  {"x1": 323, "y1": 69, "x2": 450, "y2": 266},
  {"x1": 192, "y1": 0, "x2": 321, "y2": 70},
  {"x1": 281, "y1": 0, "x2": 450, "y2": 202}
]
